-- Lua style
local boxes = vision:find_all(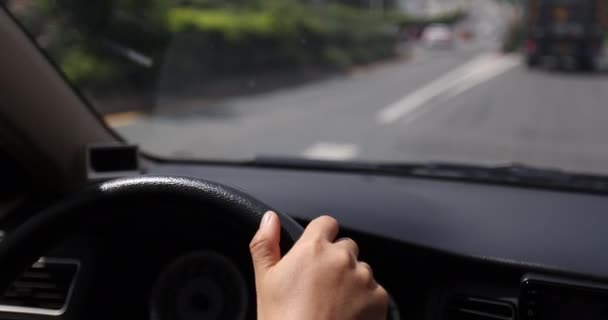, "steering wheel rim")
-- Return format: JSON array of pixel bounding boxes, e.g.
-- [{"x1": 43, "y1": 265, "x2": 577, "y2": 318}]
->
[{"x1": 0, "y1": 176, "x2": 304, "y2": 294}]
